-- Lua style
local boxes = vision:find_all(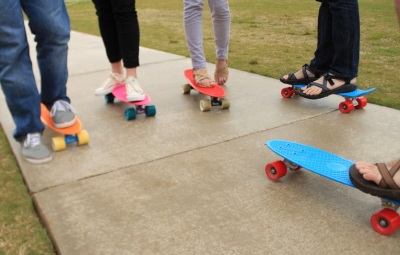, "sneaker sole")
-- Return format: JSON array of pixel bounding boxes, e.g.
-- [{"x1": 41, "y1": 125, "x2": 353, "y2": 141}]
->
[
  {"x1": 54, "y1": 117, "x2": 77, "y2": 129},
  {"x1": 126, "y1": 95, "x2": 145, "y2": 102},
  {"x1": 94, "y1": 83, "x2": 124, "y2": 96},
  {"x1": 23, "y1": 155, "x2": 53, "y2": 164}
]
